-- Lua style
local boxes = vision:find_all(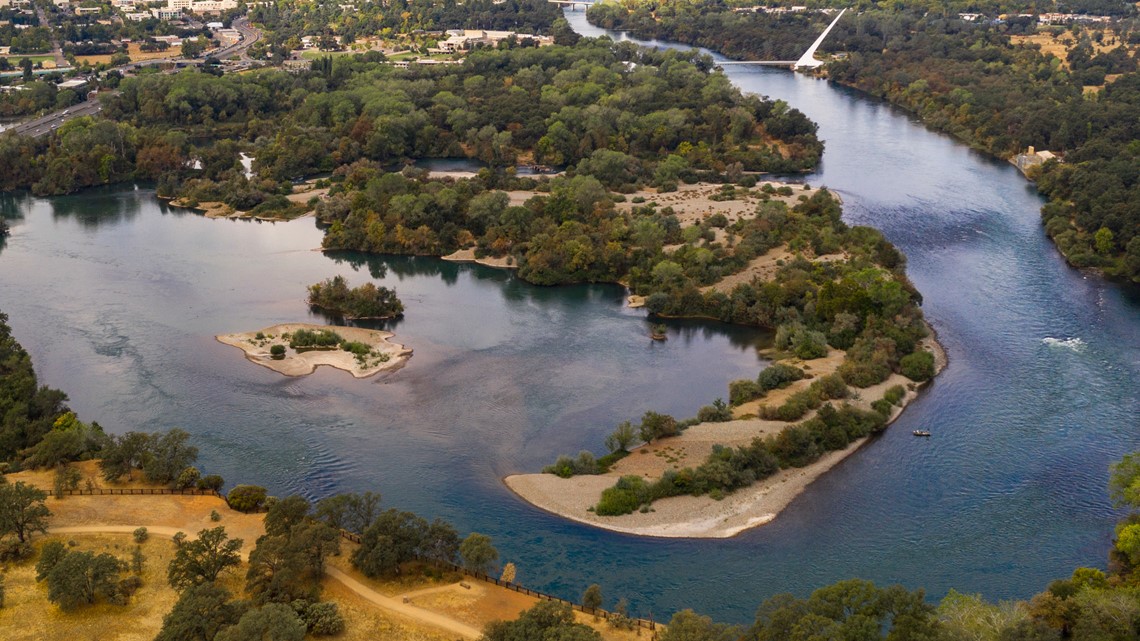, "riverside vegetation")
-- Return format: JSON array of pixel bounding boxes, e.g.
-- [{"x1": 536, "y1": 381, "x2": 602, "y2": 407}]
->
[
  {"x1": 307, "y1": 275, "x2": 404, "y2": 319},
  {"x1": 586, "y1": 0, "x2": 1140, "y2": 282}
]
